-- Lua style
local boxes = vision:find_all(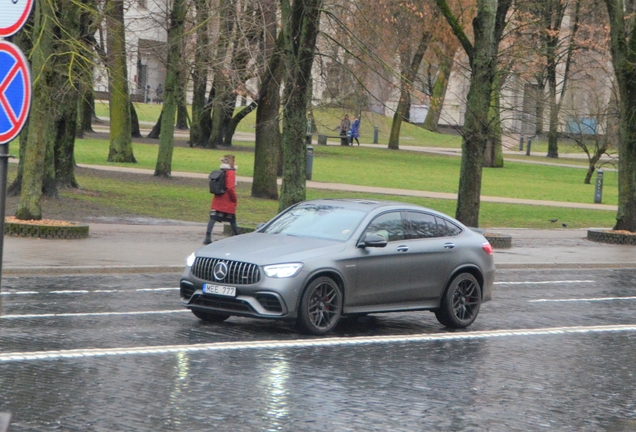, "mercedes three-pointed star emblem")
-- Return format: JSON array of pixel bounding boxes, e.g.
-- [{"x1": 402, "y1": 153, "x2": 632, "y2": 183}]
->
[{"x1": 213, "y1": 261, "x2": 228, "y2": 281}]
